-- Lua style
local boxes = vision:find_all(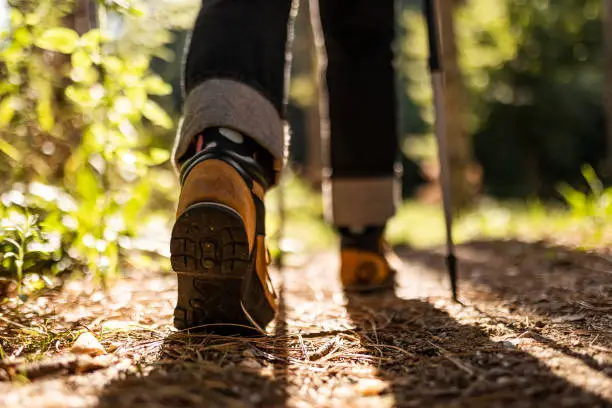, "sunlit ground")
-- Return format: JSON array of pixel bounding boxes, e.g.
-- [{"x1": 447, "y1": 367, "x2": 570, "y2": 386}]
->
[{"x1": 3, "y1": 236, "x2": 611, "y2": 406}]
